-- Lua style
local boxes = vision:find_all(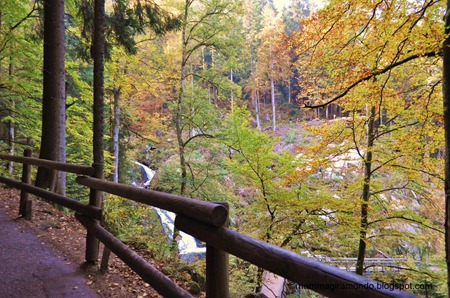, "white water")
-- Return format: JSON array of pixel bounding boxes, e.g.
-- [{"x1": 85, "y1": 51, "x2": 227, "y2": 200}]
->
[
  {"x1": 153, "y1": 206, "x2": 206, "y2": 261},
  {"x1": 133, "y1": 161, "x2": 206, "y2": 262},
  {"x1": 133, "y1": 161, "x2": 155, "y2": 188}
]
